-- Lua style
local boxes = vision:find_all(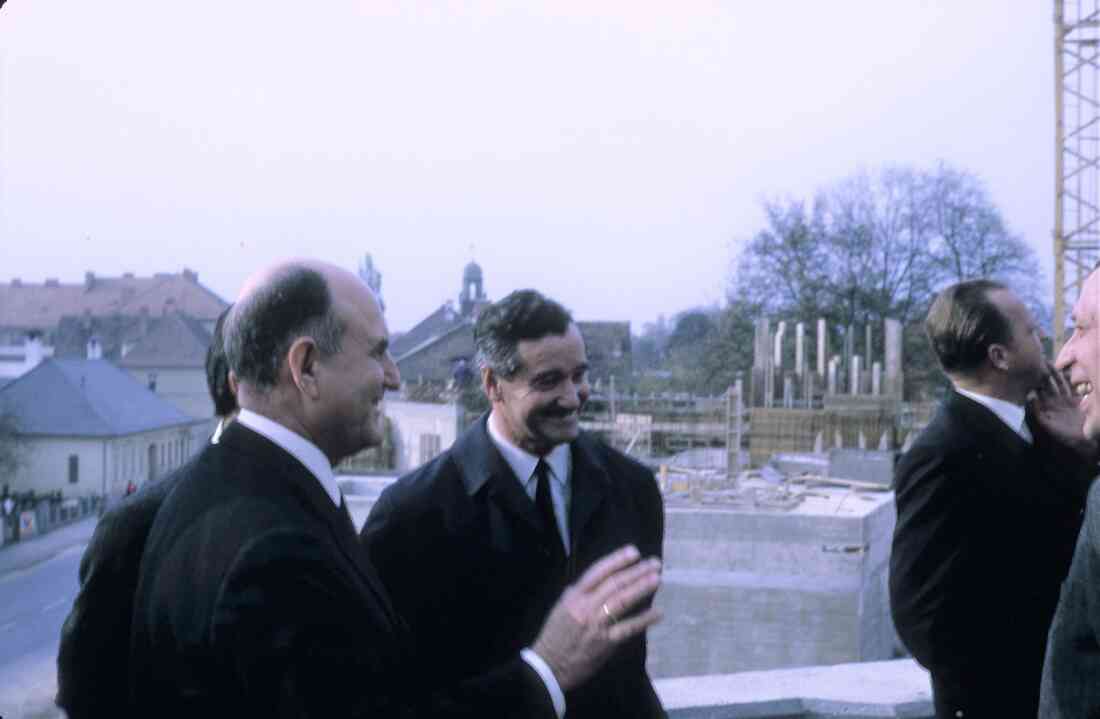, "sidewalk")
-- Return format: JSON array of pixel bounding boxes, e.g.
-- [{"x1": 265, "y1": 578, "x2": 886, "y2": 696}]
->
[{"x1": 0, "y1": 516, "x2": 98, "y2": 577}]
